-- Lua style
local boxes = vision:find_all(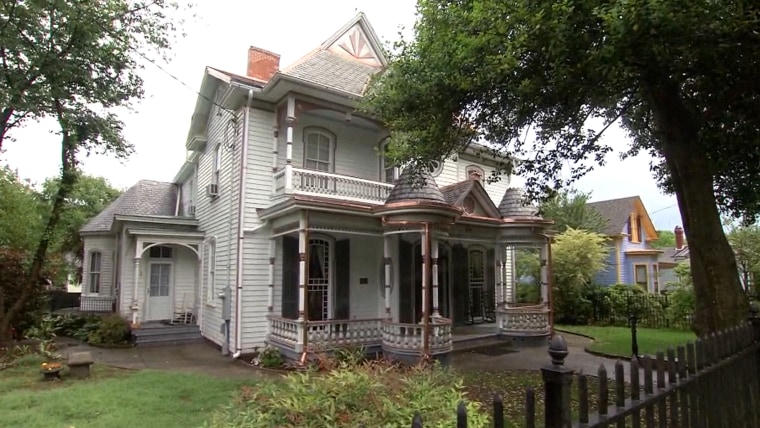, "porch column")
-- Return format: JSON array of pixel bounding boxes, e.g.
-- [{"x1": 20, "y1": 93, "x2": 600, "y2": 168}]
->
[
  {"x1": 540, "y1": 243, "x2": 549, "y2": 304},
  {"x1": 271, "y1": 123, "x2": 279, "y2": 173},
  {"x1": 420, "y1": 231, "x2": 428, "y2": 322},
  {"x1": 432, "y1": 238, "x2": 440, "y2": 317},
  {"x1": 505, "y1": 246, "x2": 516, "y2": 305},
  {"x1": 383, "y1": 235, "x2": 392, "y2": 319},
  {"x1": 131, "y1": 257, "x2": 141, "y2": 326},
  {"x1": 284, "y1": 96, "x2": 295, "y2": 193},
  {"x1": 268, "y1": 239, "x2": 275, "y2": 313},
  {"x1": 296, "y1": 211, "x2": 307, "y2": 352},
  {"x1": 497, "y1": 244, "x2": 506, "y2": 308}
]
